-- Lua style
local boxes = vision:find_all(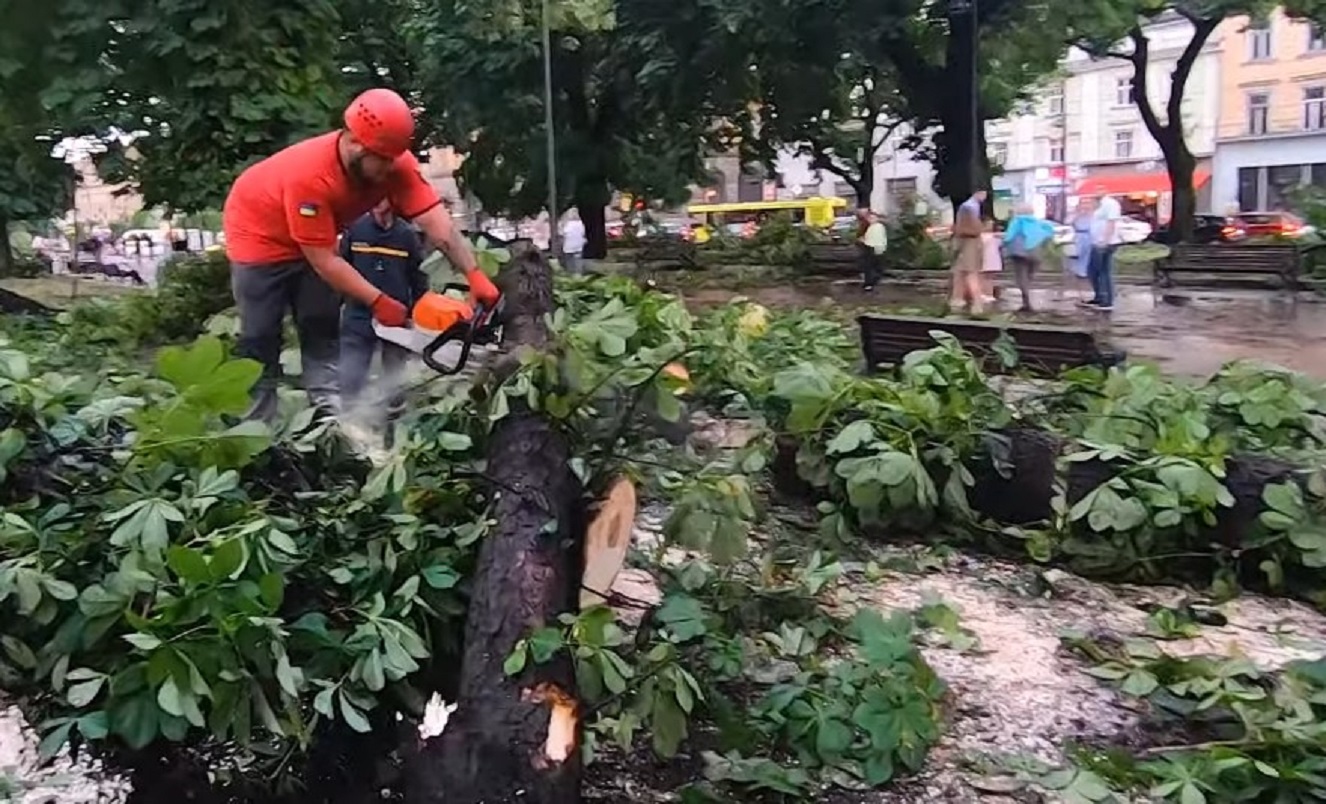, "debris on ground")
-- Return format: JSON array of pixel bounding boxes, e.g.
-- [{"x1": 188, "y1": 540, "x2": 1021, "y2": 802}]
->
[{"x1": 0, "y1": 699, "x2": 131, "y2": 803}]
